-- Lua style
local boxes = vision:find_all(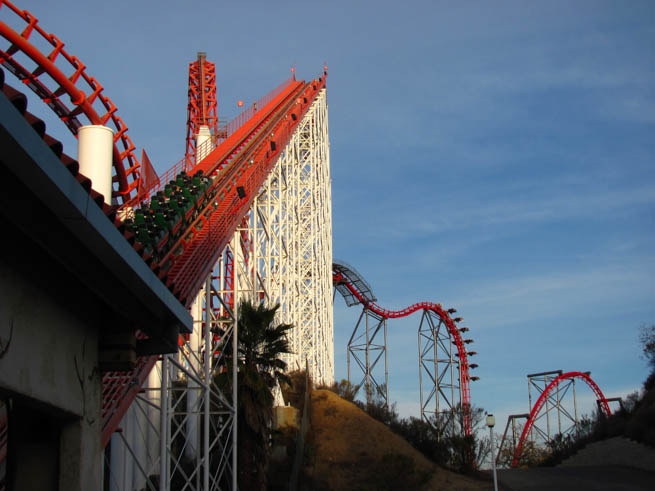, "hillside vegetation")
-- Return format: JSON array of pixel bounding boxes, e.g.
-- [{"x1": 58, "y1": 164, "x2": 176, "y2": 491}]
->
[{"x1": 301, "y1": 389, "x2": 488, "y2": 490}]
